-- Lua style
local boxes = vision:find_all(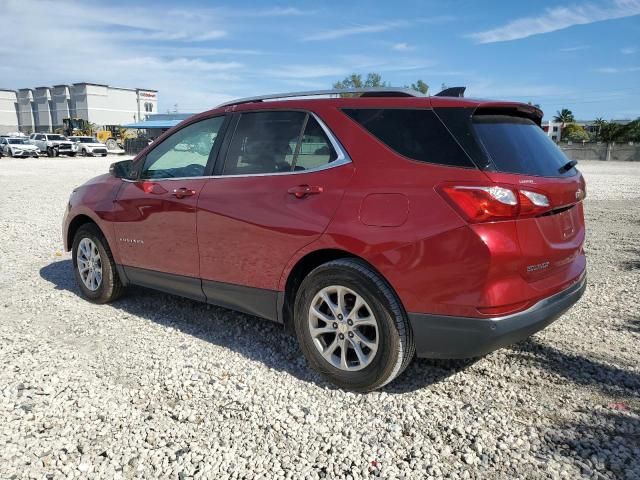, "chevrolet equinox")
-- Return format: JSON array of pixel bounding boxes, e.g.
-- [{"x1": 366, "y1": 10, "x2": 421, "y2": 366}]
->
[{"x1": 63, "y1": 87, "x2": 587, "y2": 391}]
